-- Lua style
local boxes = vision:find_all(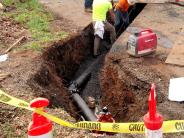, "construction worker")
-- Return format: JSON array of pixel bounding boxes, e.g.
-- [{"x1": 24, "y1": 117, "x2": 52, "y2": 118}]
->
[
  {"x1": 84, "y1": 0, "x2": 93, "y2": 12},
  {"x1": 92, "y1": 0, "x2": 116, "y2": 57},
  {"x1": 114, "y1": 0, "x2": 135, "y2": 34}
]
